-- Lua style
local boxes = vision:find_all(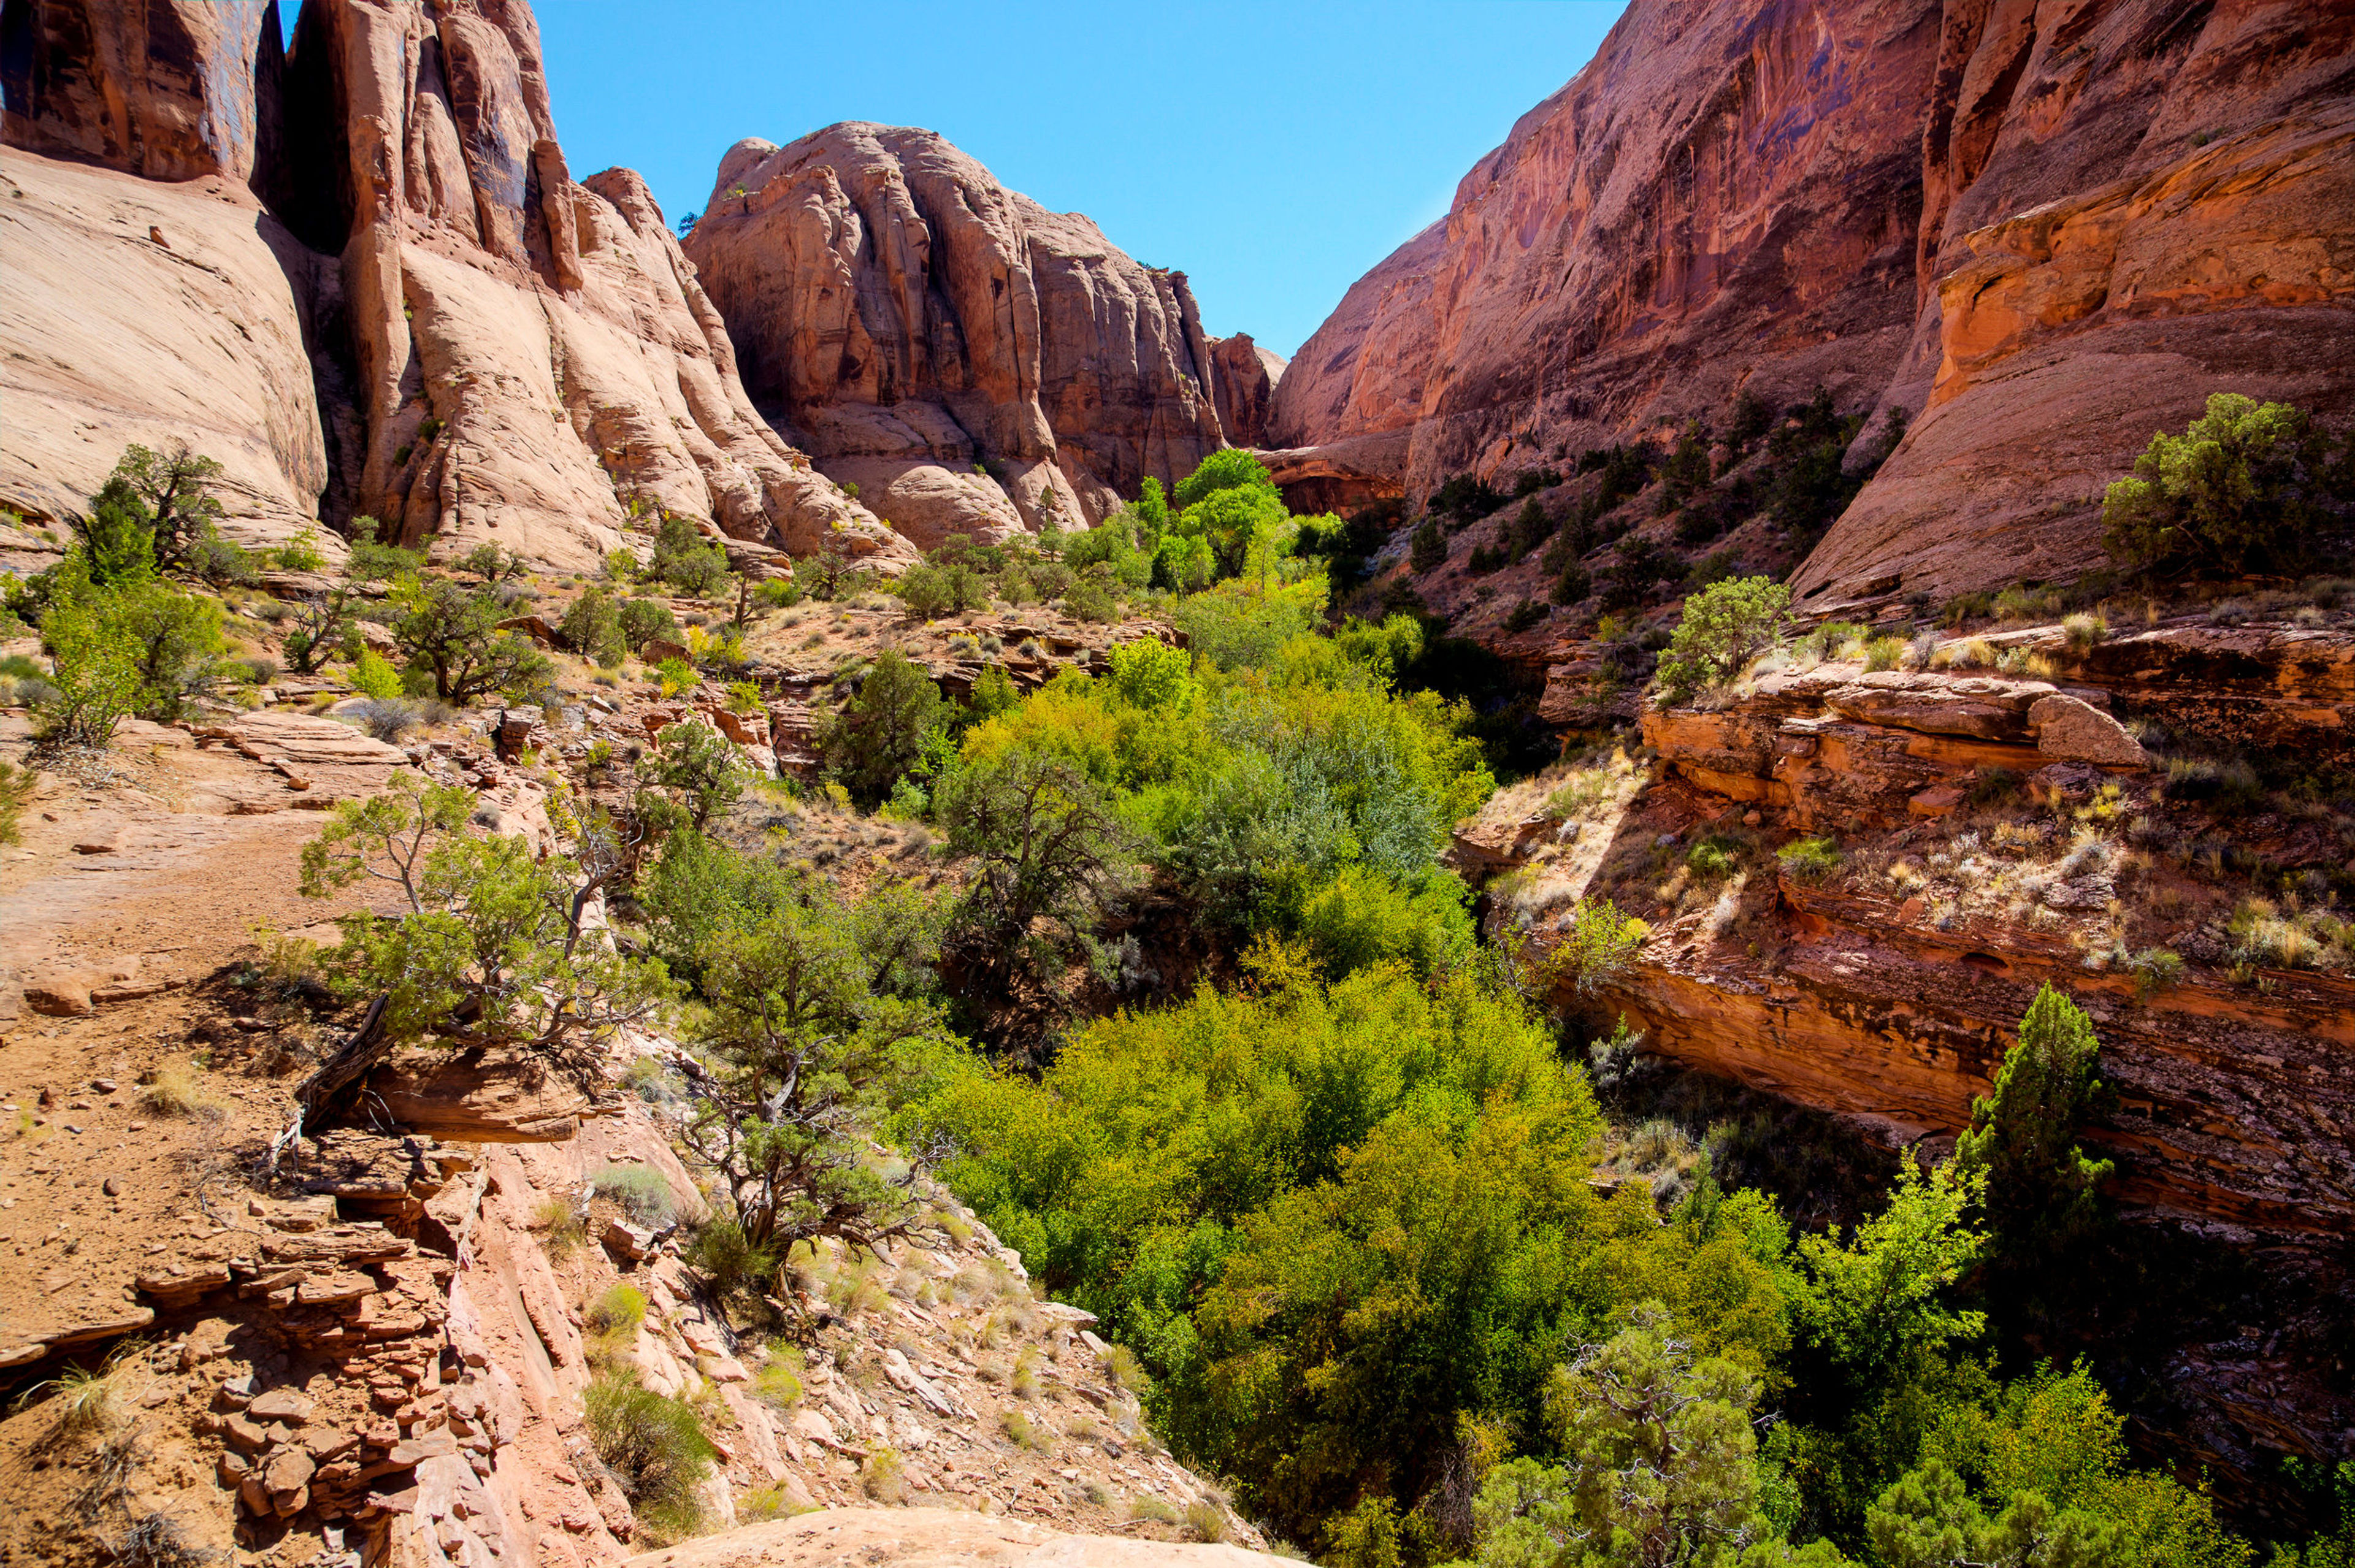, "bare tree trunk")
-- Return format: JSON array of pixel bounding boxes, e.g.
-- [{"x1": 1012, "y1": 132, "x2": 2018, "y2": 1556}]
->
[{"x1": 267, "y1": 994, "x2": 391, "y2": 1174}]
